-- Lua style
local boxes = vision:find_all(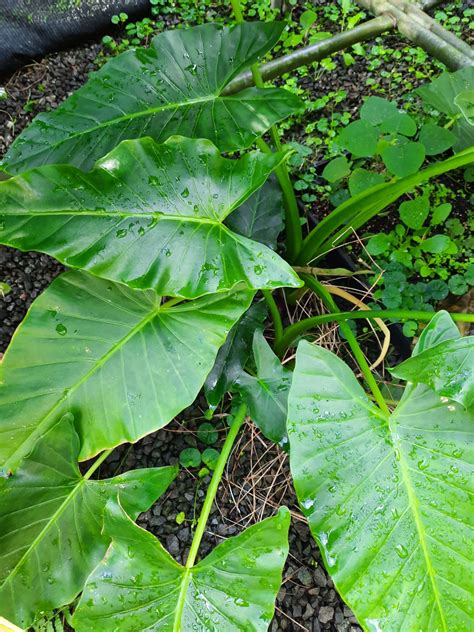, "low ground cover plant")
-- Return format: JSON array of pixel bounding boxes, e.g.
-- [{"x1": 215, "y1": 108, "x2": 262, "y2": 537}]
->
[
  {"x1": 316, "y1": 72, "x2": 474, "y2": 335},
  {"x1": 0, "y1": 2, "x2": 473, "y2": 631}
]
